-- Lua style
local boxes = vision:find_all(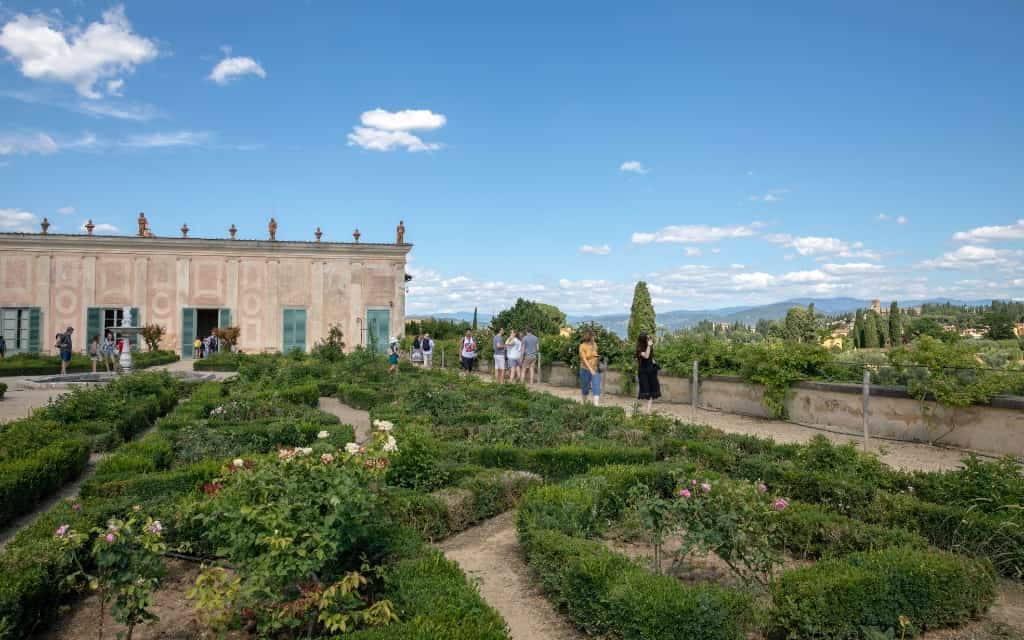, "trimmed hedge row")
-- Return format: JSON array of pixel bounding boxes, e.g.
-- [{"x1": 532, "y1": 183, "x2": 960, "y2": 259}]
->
[
  {"x1": 0, "y1": 437, "x2": 90, "y2": 525},
  {"x1": 0, "y1": 351, "x2": 178, "y2": 376},
  {"x1": 390, "y1": 469, "x2": 541, "y2": 541},
  {"x1": 777, "y1": 501, "x2": 928, "y2": 560},
  {"x1": 0, "y1": 383, "x2": 6, "y2": 399},
  {"x1": 442, "y1": 442, "x2": 657, "y2": 480},
  {"x1": 771, "y1": 546, "x2": 996, "y2": 638},
  {"x1": 191, "y1": 351, "x2": 243, "y2": 371}
]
